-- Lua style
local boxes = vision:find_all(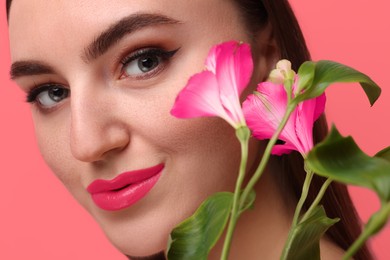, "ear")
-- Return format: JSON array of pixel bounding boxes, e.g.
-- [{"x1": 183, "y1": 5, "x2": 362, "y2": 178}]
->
[{"x1": 250, "y1": 22, "x2": 280, "y2": 83}]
